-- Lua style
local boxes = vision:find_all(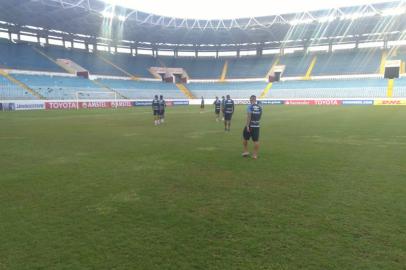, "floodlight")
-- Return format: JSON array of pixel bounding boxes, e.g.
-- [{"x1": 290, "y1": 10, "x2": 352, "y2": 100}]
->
[
  {"x1": 317, "y1": 16, "x2": 336, "y2": 23},
  {"x1": 102, "y1": 11, "x2": 114, "y2": 19},
  {"x1": 340, "y1": 12, "x2": 376, "y2": 20},
  {"x1": 289, "y1": 19, "x2": 313, "y2": 26}
]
